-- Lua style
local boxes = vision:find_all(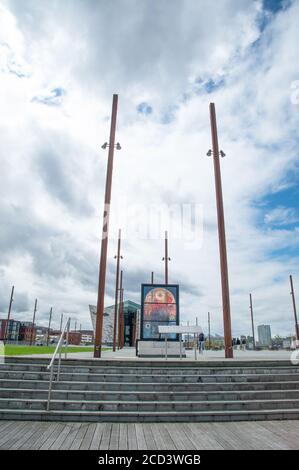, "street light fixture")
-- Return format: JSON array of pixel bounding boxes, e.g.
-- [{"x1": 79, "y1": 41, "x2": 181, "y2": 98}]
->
[
  {"x1": 207, "y1": 102, "x2": 233, "y2": 359},
  {"x1": 94, "y1": 94, "x2": 119, "y2": 358},
  {"x1": 206, "y1": 149, "x2": 226, "y2": 157},
  {"x1": 101, "y1": 142, "x2": 122, "y2": 150}
]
